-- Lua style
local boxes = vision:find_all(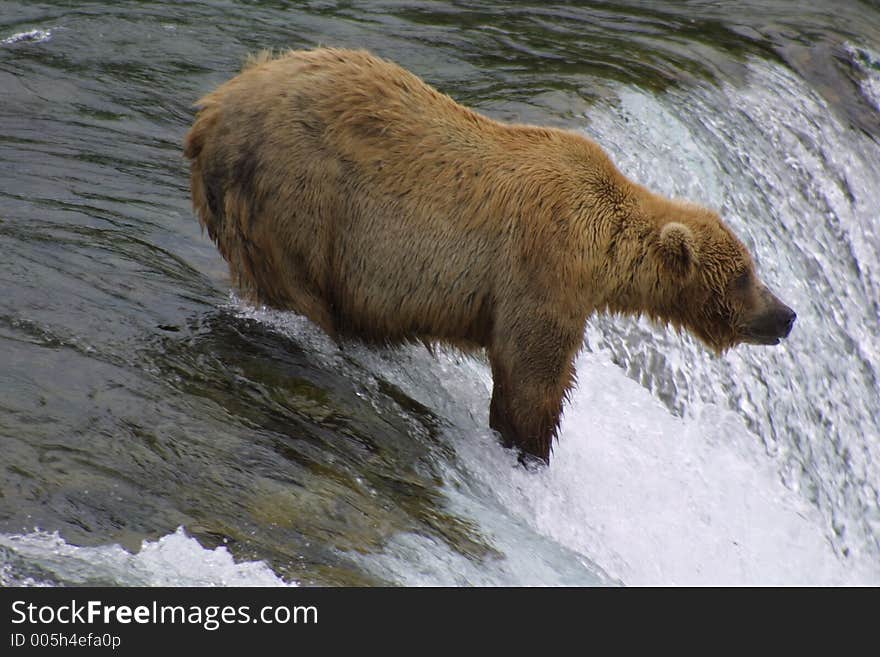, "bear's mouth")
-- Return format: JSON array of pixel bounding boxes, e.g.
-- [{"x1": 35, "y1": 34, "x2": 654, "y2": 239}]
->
[{"x1": 741, "y1": 332, "x2": 783, "y2": 346}]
